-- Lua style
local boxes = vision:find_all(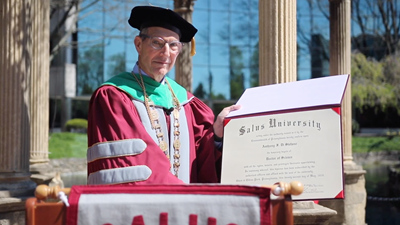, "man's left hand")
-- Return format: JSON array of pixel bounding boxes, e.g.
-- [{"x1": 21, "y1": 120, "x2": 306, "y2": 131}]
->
[{"x1": 213, "y1": 105, "x2": 241, "y2": 138}]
